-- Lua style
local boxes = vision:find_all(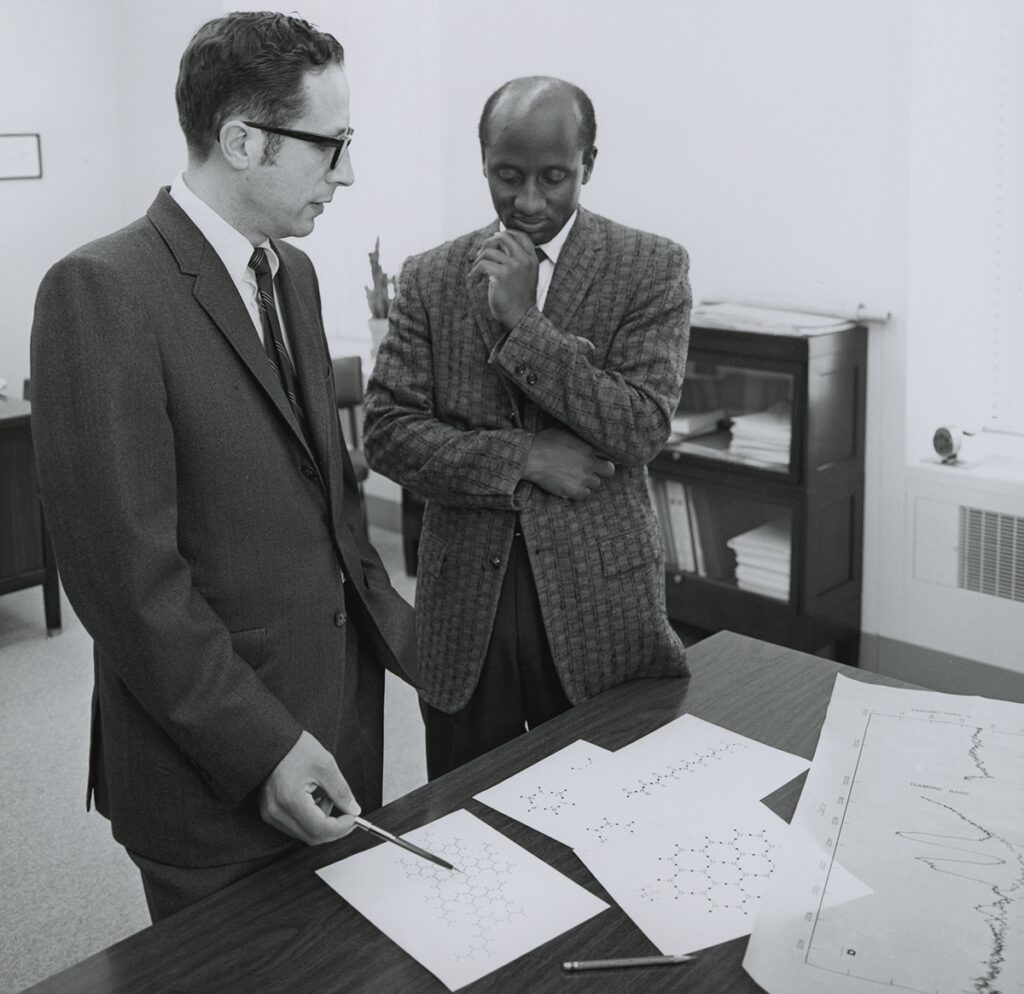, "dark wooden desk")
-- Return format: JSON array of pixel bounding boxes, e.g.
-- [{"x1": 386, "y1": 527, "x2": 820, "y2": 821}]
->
[
  {"x1": 30, "y1": 632, "x2": 909, "y2": 993},
  {"x1": 0, "y1": 396, "x2": 60, "y2": 632}
]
